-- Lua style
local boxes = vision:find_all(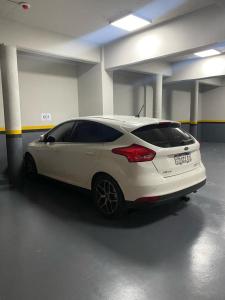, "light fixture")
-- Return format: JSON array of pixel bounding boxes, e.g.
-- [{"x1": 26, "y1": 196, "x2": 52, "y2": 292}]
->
[
  {"x1": 110, "y1": 14, "x2": 151, "y2": 32},
  {"x1": 194, "y1": 49, "x2": 221, "y2": 58}
]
